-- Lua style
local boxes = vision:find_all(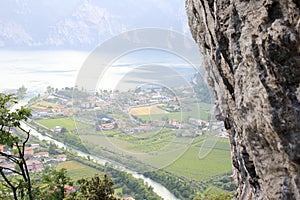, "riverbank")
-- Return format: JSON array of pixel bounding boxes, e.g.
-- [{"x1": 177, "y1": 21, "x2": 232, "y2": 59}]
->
[{"x1": 20, "y1": 120, "x2": 179, "y2": 200}]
